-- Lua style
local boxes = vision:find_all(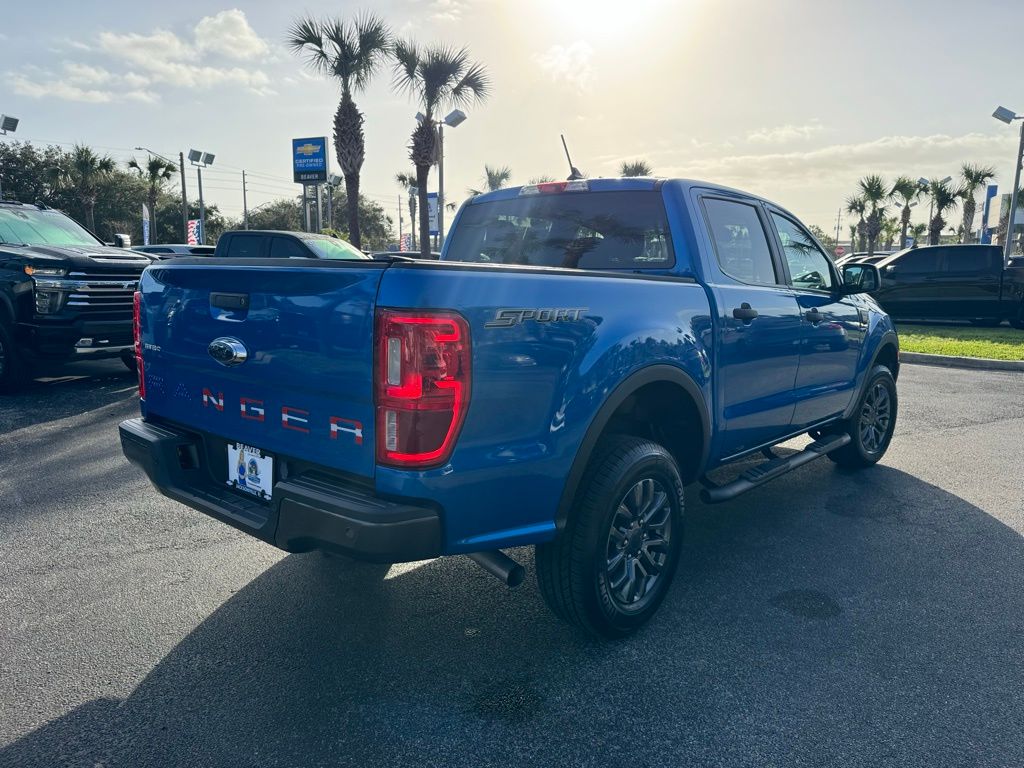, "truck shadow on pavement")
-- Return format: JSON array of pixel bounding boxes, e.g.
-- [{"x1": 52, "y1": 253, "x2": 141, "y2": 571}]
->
[
  {"x1": 3, "y1": 462, "x2": 1023, "y2": 768},
  {"x1": 0, "y1": 360, "x2": 136, "y2": 433}
]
